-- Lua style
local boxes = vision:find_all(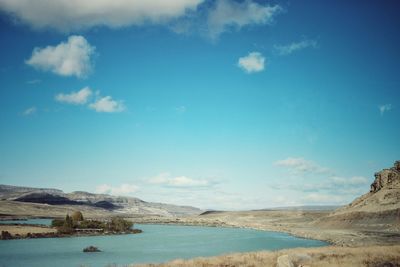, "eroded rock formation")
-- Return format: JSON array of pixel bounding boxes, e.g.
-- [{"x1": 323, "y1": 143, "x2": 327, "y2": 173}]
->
[
  {"x1": 370, "y1": 161, "x2": 400, "y2": 193},
  {"x1": 317, "y1": 161, "x2": 400, "y2": 229}
]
